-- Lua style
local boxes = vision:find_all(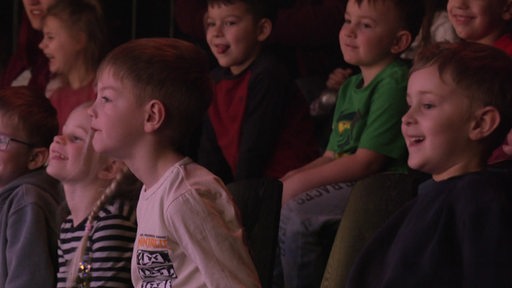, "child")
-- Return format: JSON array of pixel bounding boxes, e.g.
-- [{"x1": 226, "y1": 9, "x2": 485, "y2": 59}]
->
[
  {"x1": 88, "y1": 38, "x2": 261, "y2": 287},
  {"x1": 198, "y1": 0, "x2": 319, "y2": 184},
  {"x1": 0, "y1": 0, "x2": 58, "y2": 93},
  {"x1": 447, "y1": 0, "x2": 512, "y2": 51},
  {"x1": 39, "y1": 0, "x2": 108, "y2": 129},
  {"x1": 347, "y1": 41, "x2": 512, "y2": 287},
  {"x1": 47, "y1": 103, "x2": 139, "y2": 287},
  {"x1": 277, "y1": 0, "x2": 424, "y2": 286},
  {"x1": 447, "y1": 0, "x2": 512, "y2": 164},
  {"x1": 0, "y1": 86, "x2": 60, "y2": 287}
]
